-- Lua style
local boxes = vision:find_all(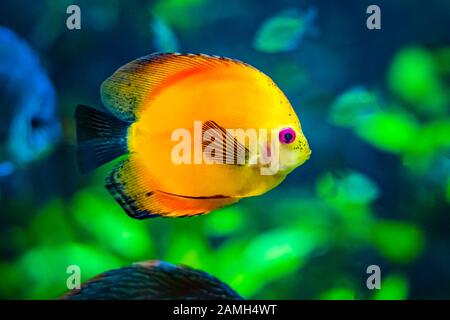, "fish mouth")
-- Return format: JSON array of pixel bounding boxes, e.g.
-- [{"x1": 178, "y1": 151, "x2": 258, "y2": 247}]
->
[
  {"x1": 296, "y1": 148, "x2": 311, "y2": 167},
  {"x1": 305, "y1": 148, "x2": 312, "y2": 160},
  {"x1": 302, "y1": 138, "x2": 312, "y2": 161}
]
